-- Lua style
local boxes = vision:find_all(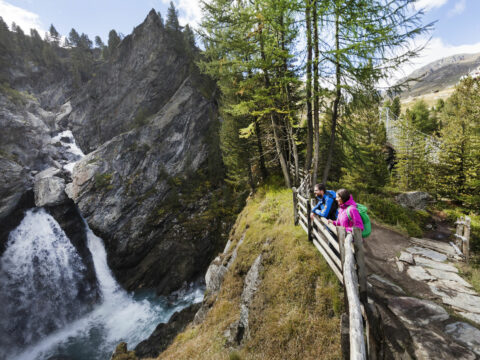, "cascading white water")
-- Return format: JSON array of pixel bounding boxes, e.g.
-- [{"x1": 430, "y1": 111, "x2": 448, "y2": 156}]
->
[
  {"x1": 0, "y1": 129, "x2": 204, "y2": 360},
  {"x1": 0, "y1": 209, "x2": 93, "y2": 357},
  {"x1": 4, "y1": 214, "x2": 204, "y2": 360}
]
